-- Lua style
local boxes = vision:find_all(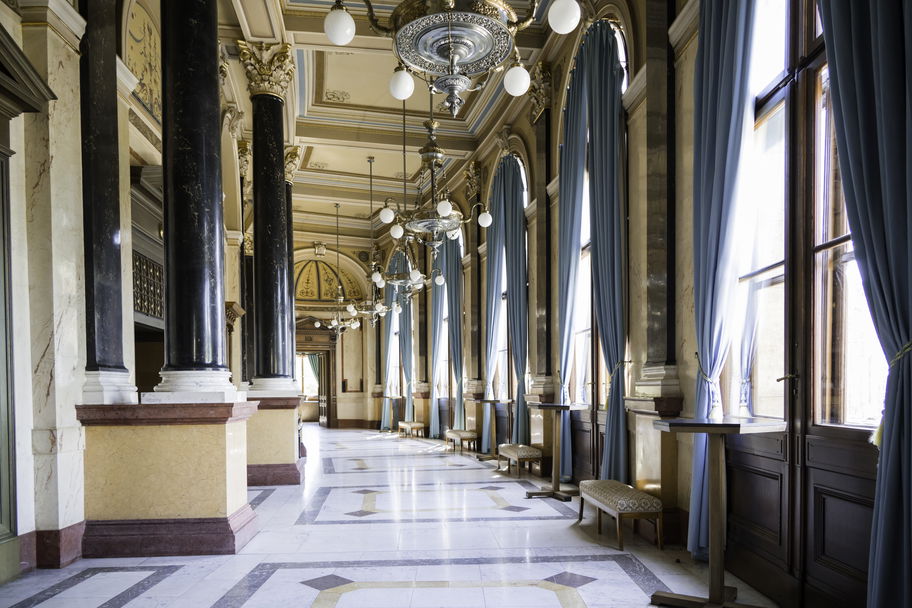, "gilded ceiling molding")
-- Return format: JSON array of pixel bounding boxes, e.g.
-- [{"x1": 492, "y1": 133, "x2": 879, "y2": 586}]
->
[
  {"x1": 237, "y1": 40, "x2": 295, "y2": 99},
  {"x1": 528, "y1": 61, "x2": 552, "y2": 124},
  {"x1": 284, "y1": 145, "x2": 302, "y2": 183},
  {"x1": 243, "y1": 231, "x2": 254, "y2": 256},
  {"x1": 322, "y1": 89, "x2": 351, "y2": 103}
]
